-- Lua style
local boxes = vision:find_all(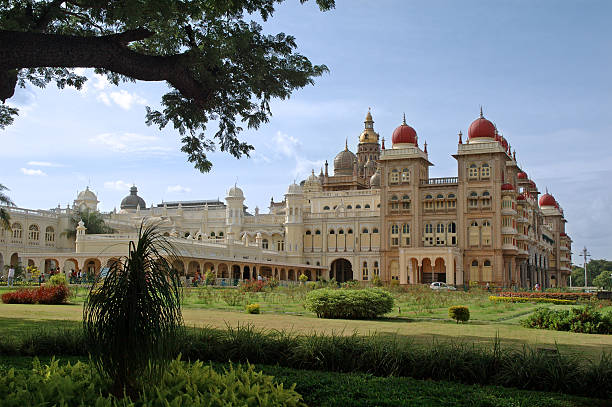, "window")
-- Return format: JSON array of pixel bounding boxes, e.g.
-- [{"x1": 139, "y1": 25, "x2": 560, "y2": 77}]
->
[
  {"x1": 481, "y1": 163, "x2": 490, "y2": 178},
  {"x1": 436, "y1": 223, "x2": 445, "y2": 233},
  {"x1": 390, "y1": 224, "x2": 399, "y2": 246},
  {"x1": 435, "y1": 223, "x2": 445, "y2": 246},
  {"x1": 469, "y1": 164, "x2": 479, "y2": 179},
  {"x1": 362, "y1": 262, "x2": 369, "y2": 280},
  {"x1": 218, "y1": 232, "x2": 224, "y2": 237},
  {"x1": 469, "y1": 221, "x2": 480, "y2": 246},
  {"x1": 329, "y1": 229, "x2": 335, "y2": 234},
  {"x1": 470, "y1": 260, "x2": 479, "y2": 281},
  {"x1": 391, "y1": 195, "x2": 399, "y2": 200},
  {"x1": 362, "y1": 227, "x2": 369, "y2": 234},
  {"x1": 347, "y1": 229, "x2": 353, "y2": 234},
  {"x1": 391, "y1": 224, "x2": 399, "y2": 234},
  {"x1": 402, "y1": 223, "x2": 410, "y2": 245},
  {"x1": 347, "y1": 205, "x2": 352, "y2": 209},
  {"x1": 482, "y1": 220, "x2": 492, "y2": 246},
  {"x1": 28, "y1": 224, "x2": 39, "y2": 241},
  {"x1": 484, "y1": 260, "x2": 491, "y2": 267},
  {"x1": 424, "y1": 222, "x2": 433, "y2": 246},
  {"x1": 373, "y1": 261, "x2": 380, "y2": 276},
  {"x1": 12, "y1": 223, "x2": 22, "y2": 239},
  {"x1": 323, "y1": 206, "x2": 330, "y2": 210},
  {"x1": 448, "y1": 222, "x2": 457, "y2": 245},
  {"x1": 305, "y1": 230, "x2": 312, "y2": 235},
  {"x1": 315, "y1": 229, "x2": 321, "y2": 235},
  {"x1": 365, "y1": 204, "x2": 370, "y2": 209},
  {"x1": 424, "y1": 194, "x2": 434, "y2": 210},
  {"x1": 262, "y1": 239, "x2": 269, "y2": 249},
  {"x1": 402, "y1": 201, "x2": 411, "y2": 210},
  {"x1": 356, "y1": 204, "x2": 362, "y2": 209},
  {"x1": 482, "y1": 191, "x2": 491, "y2": 207},
  {"x1": 436, "y1": 194, "x2": 445, "y2": 210},
  {"x1": 338, "y1": 229, "x2": 344, "y2": 234},
  {"x1": 447, "y1": 193, "x2": 456, "y2": 209},
  {"x1": 401, "y1": 168, "x2": 410, "y2": 183},
  {"x1": 424, "y1": 223, "x2": 433, "y2": 234},
  {"x1": 468, "y1": 191, "x2": 478, "y2": 208},
  {"x1": 210, "y1": 231, "x2": 215, "y2": 237},
  {"x1": 372, "y1": 228, "x2": 379, "y2": 233},
  {"x1": 277, "y1": 240, "x2": 285, "y2": 251},
  {"x1": 390, "y1": 169, "x2": 399, "y2": 184},
  {"x1": 45, "y1": 226, "x2": 55, "y2": 242}
]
